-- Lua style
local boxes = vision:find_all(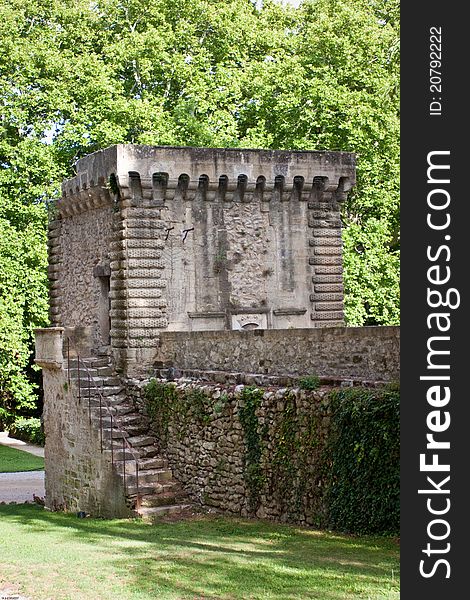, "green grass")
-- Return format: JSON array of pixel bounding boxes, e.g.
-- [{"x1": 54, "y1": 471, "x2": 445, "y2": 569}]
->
[
  {"x1": 0, "y1": 444, "x2": 44, "y2": 473},
  {"x1": 0, "y1": 505, "x2": 399, "y2": 600}
]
